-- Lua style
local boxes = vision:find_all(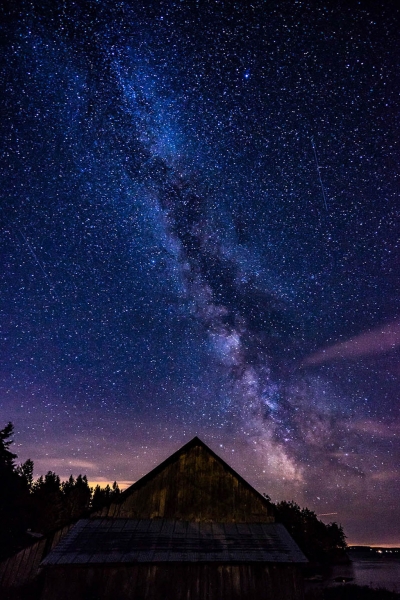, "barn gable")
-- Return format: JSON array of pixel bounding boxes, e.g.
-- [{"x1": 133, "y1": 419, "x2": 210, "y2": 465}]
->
[{"x1": 95, "y1": 437, "x2": 275, "y2": 523}]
